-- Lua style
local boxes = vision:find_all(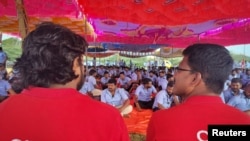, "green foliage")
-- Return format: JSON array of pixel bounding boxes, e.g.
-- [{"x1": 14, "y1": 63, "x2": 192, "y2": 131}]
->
[
  {"x1": 1, "y1": 38, "x2": 22, "y2": 62},
  {"x1": 230, "y1": 53, "x2": 250, "y2": 62}
]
